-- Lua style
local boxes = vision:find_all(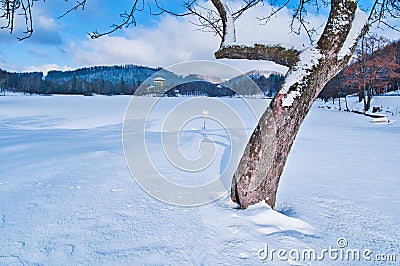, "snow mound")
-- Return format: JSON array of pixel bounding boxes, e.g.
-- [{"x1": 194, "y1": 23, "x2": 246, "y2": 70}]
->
[{"x1": 245, "y1": 202, "x2": 314, "y2": 236}]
